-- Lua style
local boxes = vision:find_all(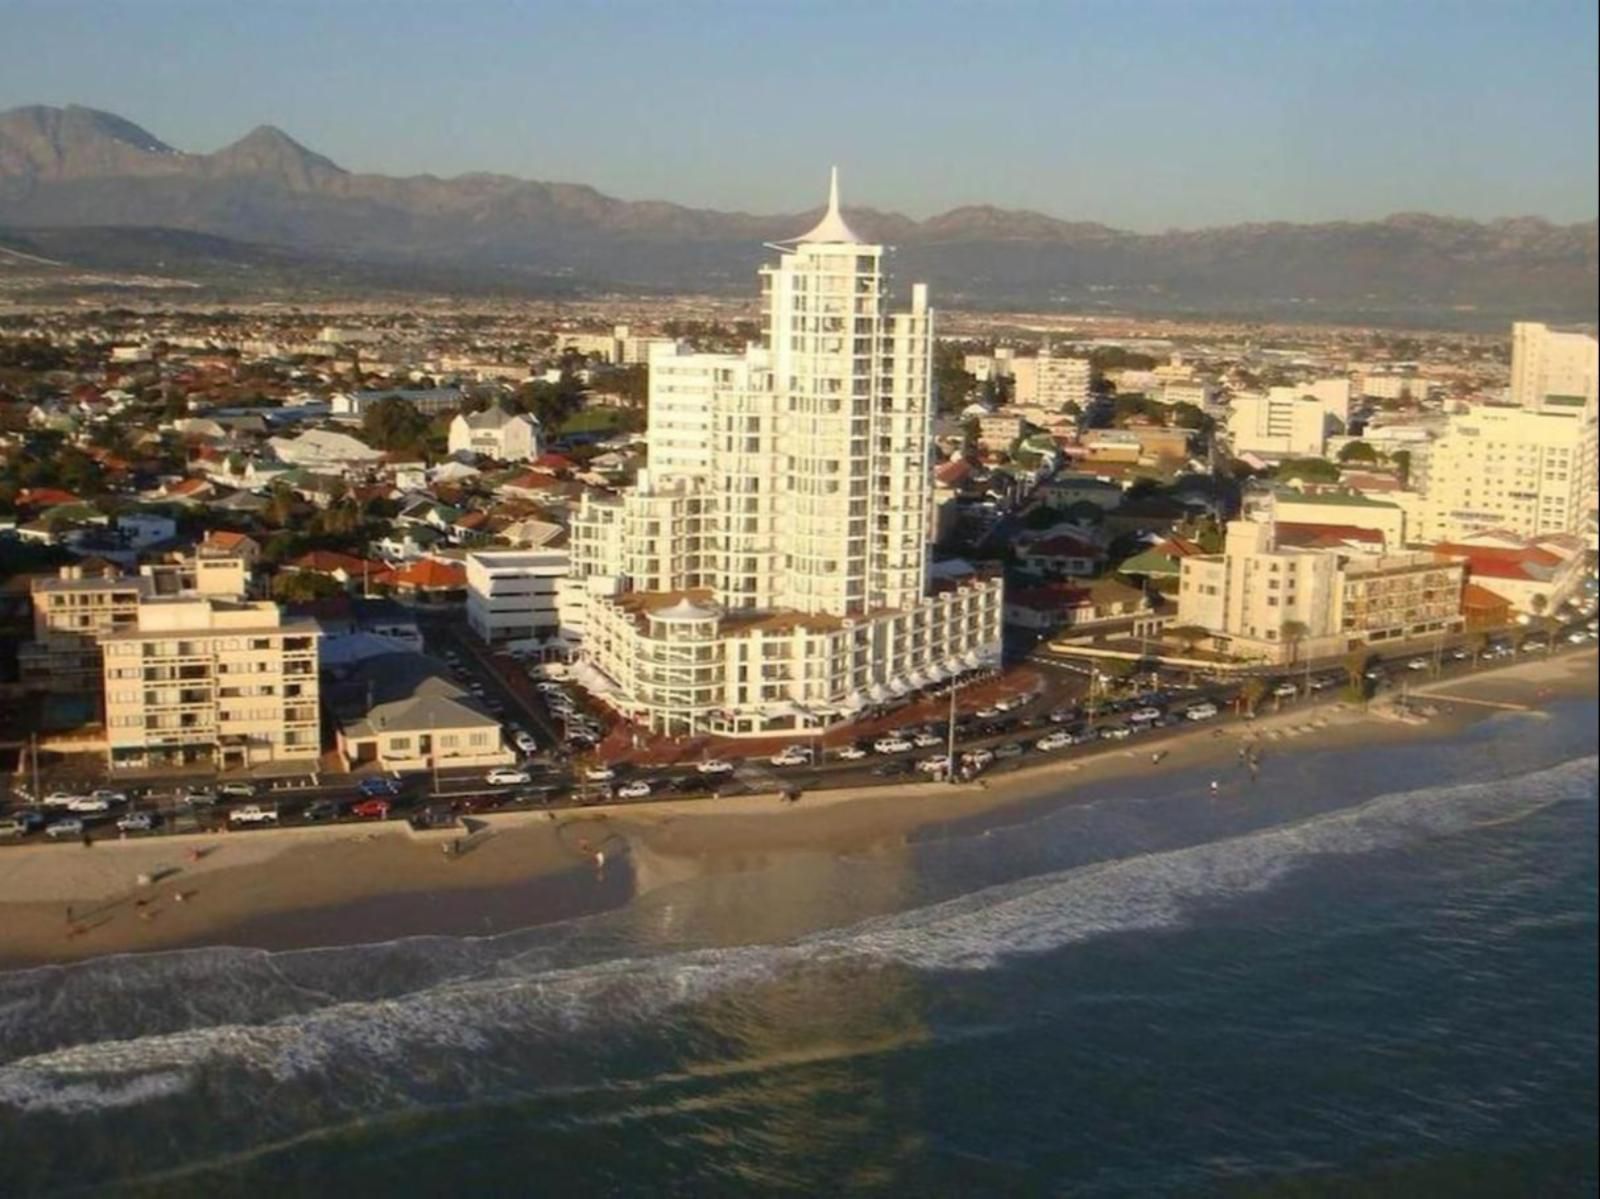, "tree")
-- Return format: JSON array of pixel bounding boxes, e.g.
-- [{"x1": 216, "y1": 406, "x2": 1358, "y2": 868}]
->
[
  {"x1": 1280, "y1": 620, "x2": 1312, "y2": 688},
  {"x1": 1168, "y1": 401, "x2": 1209, "y2": 431},
  {"x1": 1391, "y1": 449, "x2": 1412, "y2": 487},
  {"x1": 361, "y1": 396, "x2": 430, "y2": 453},
  {"x1": 934, "y1": 343, "x2": 977, "y2": 415},
  {"x1": 1530, "y1": 594, "x2": 1555, "y2": 652},
  {"x1": 272, "y1": 571, "x2": 345, "y2": 602},
  {"x1": 1344, "y1": 650, "x2": 1372, "y2": 702},
  {"x1": 1338, "y1": 441, "x2": 1378, "y2": 463}
]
